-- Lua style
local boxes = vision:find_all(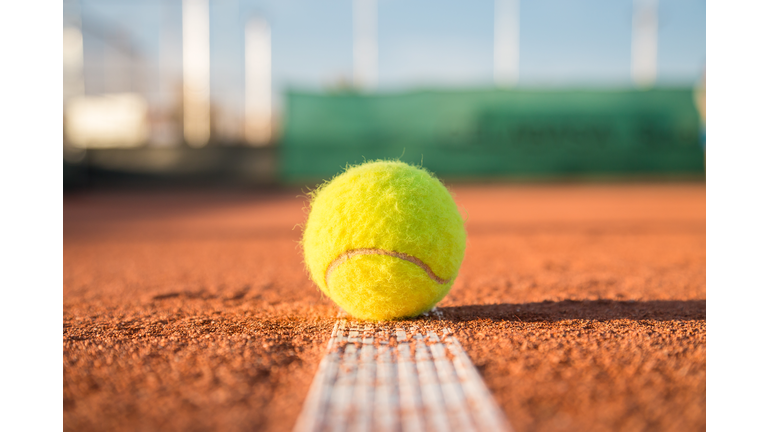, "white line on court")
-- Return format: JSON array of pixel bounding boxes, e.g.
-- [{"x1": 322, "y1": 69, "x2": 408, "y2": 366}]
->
[{"x1": 293, "y1": 310, "x2": 513, "y2": 432}]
